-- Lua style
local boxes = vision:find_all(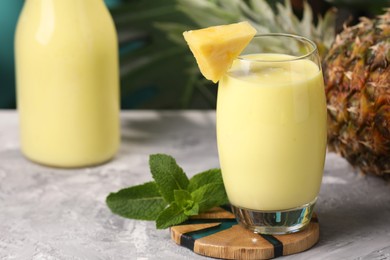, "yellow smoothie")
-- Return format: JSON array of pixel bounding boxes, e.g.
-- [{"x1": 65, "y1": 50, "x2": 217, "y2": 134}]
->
[
  {"x1": 217, "y1": 53, "x2": 327, "y2": 211},
  {"x1": 15, "y1": 0, "x2": 119, "y2": 167}
]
